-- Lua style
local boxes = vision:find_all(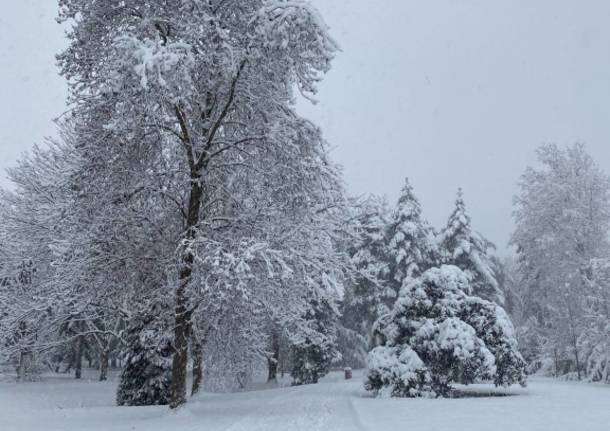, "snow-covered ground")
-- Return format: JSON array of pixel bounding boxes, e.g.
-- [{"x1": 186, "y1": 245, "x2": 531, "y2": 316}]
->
[{"x1": 1, "y1": 370, "x2": 609, "y2": 431}]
